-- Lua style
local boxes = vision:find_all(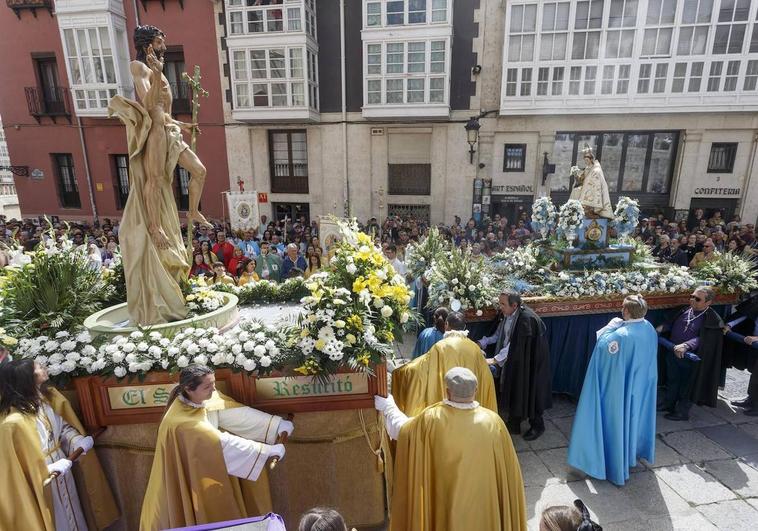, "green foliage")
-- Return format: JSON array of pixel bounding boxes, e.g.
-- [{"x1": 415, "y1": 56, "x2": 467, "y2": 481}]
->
[{"x1": 0, "y1": 246, "x2": 114, "y2": 338}]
